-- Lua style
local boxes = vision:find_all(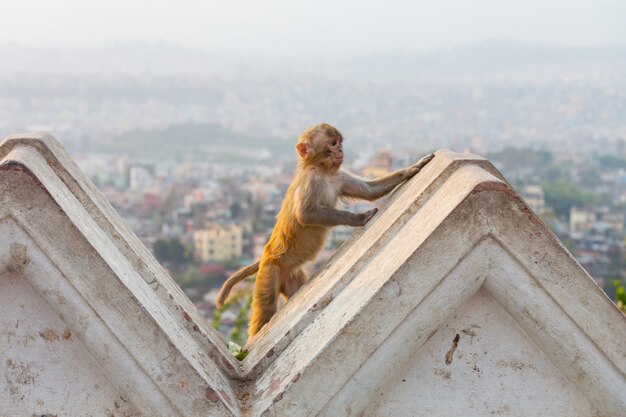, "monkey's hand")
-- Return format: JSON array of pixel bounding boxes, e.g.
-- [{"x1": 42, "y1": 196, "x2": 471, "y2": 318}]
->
[
  {"x1": 403, "y1": 153, "x2": 435, "y2": 179},
  {"x1": 352, "y1": 208, "x2": 378, "y2": 226}
]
